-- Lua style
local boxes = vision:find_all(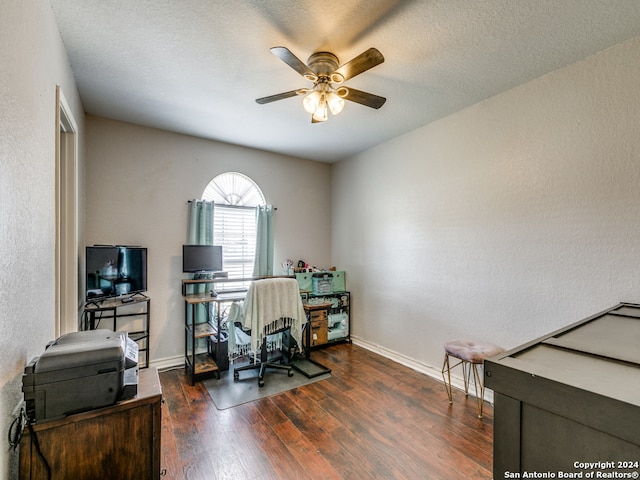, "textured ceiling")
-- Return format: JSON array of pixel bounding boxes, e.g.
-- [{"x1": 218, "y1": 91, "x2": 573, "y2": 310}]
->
[{"x1": 50, "y1": 0, "x2": 640, "y2": 163}]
